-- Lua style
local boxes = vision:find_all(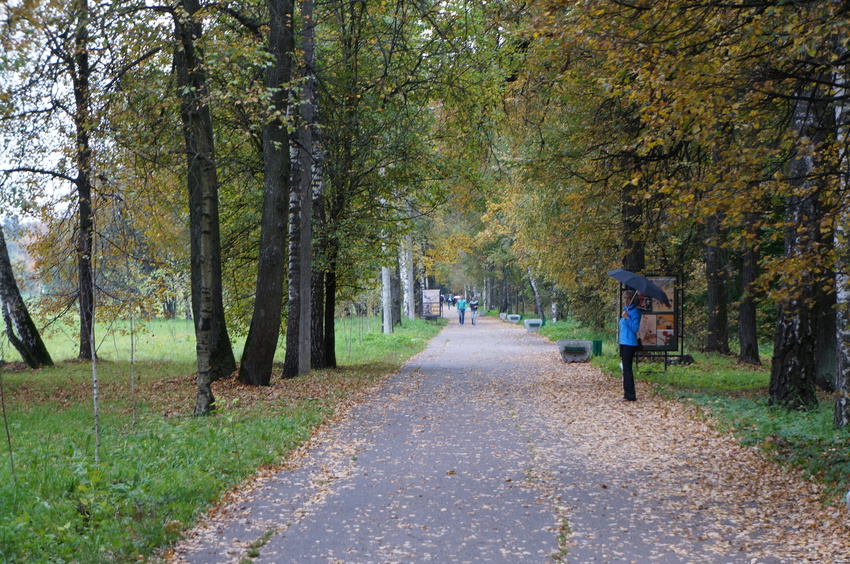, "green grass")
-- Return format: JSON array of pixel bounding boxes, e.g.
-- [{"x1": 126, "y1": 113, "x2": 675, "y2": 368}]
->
[
  {"x1": 335, "y1": 315, "x2": 446, "y2": 365},
  {"x1": 538, "y1": 317, "x2": 610, "y2": 345},
  {"x1": 9, "y1": 318, "x2": 203, "y2": 365},
  {"x1": 539, "y1": 318, "x2": 850, "y2": 502},
  {"x1": 0, "y1": 316, "x2": 443, "y2": 563}
]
